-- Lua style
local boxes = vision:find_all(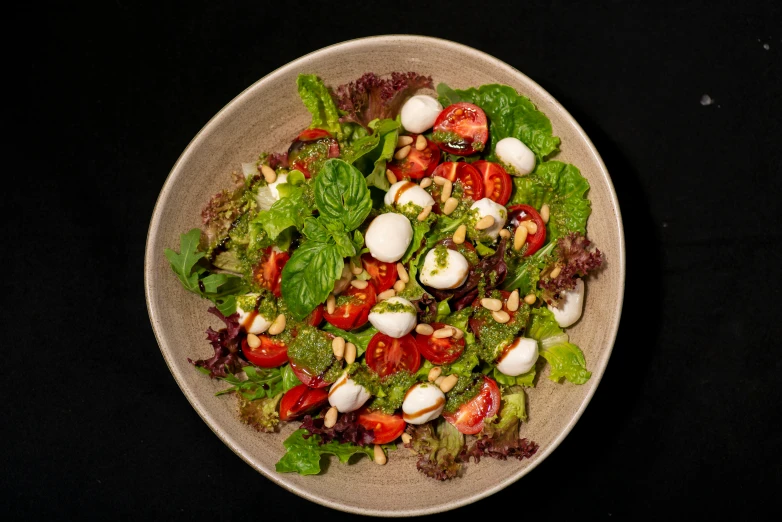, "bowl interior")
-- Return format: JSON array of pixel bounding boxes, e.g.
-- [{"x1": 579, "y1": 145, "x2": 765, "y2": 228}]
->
[{"x1": 145, "y1": 35, "x2": 624, "y2": 516}]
